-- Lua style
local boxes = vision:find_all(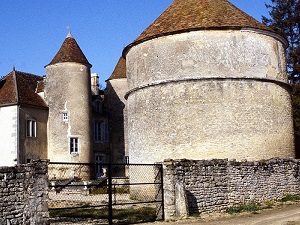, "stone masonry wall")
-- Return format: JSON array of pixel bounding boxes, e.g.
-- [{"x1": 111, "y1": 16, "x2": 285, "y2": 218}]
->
[
  {"x1": 0, "y1": 160, "x2": 49, "y2": 225},
  {"x1": 126, "y1": 30, "x2": 294, "y2": 164},
  {"x1": 163, "y1": 158, "x2": 300, "y2": 220}
]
